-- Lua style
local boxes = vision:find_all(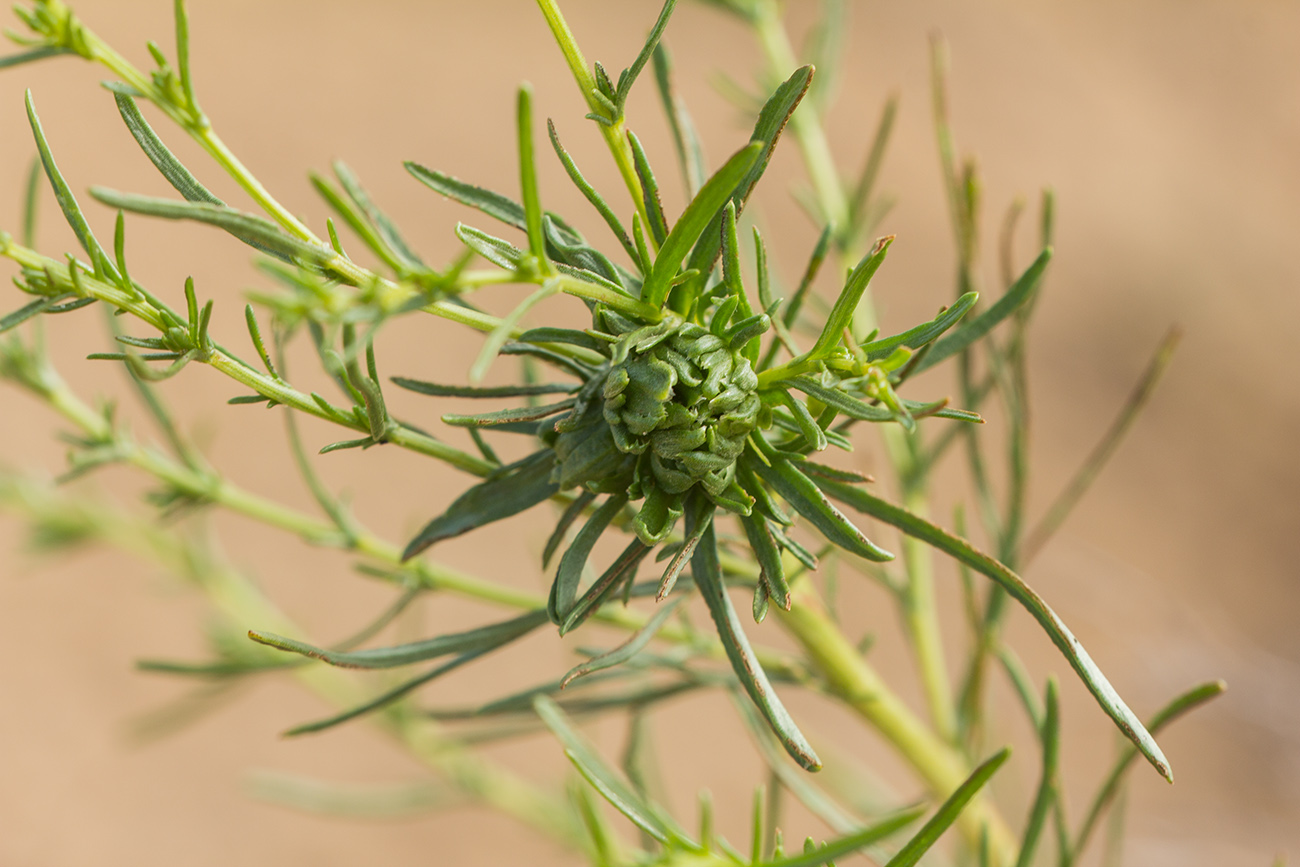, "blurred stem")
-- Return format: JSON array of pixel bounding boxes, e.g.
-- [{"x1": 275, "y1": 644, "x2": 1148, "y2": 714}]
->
[
  {"x1": 752, "y1": 2, "x2": 851, "y2": 242},
  {"x1": 6, "y1": 348, "x2": 808, "y2": 685},
  {"x1": 0, "y1": 472, "x2": 585, "y2": 850},
  {"x1": 749, "y1": 1, "x2": 956, "y2": 744},
  {"x1": 776, "y1": 571, "x2": 1014, "y2": 863}
]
